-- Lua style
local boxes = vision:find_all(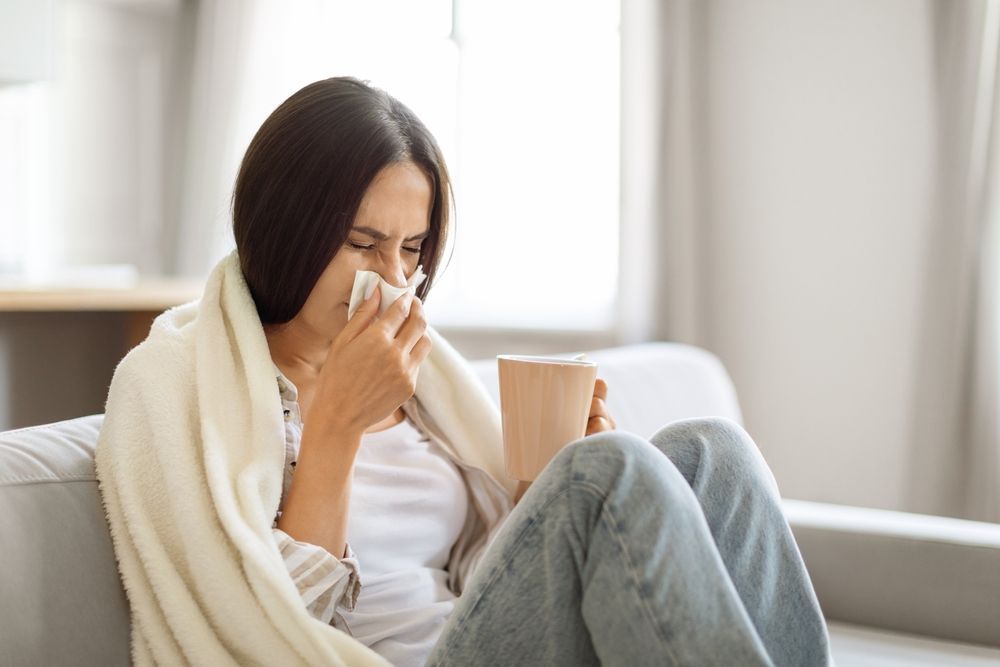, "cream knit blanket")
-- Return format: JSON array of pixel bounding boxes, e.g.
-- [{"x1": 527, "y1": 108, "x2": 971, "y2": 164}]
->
[{"x1": 95, "y1": 250, "x2": 516, "y2": 666}]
